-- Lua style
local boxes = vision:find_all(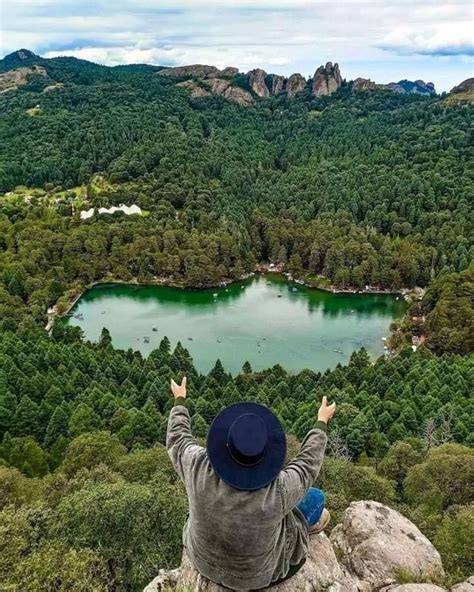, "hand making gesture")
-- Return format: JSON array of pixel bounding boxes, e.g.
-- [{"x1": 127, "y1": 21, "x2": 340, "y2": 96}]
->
[
  {"x1": 171, "y1": 376, "x2": 187, "y2": 400},
  {"x1": 318, "y1": 395, "x2": 336, "y2": 424}
]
